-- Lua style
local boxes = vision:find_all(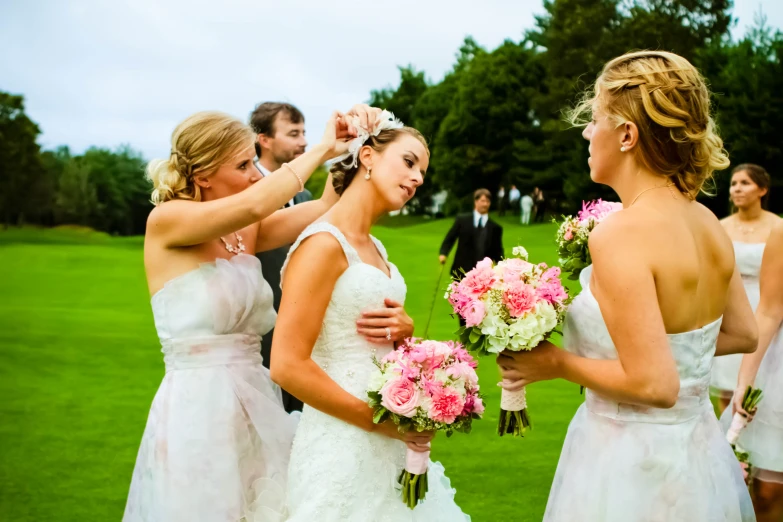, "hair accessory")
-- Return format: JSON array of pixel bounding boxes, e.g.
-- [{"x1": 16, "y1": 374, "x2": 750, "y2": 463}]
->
[{"x1": 332, "y1": 110, "x2": 404, "y2": 169}]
